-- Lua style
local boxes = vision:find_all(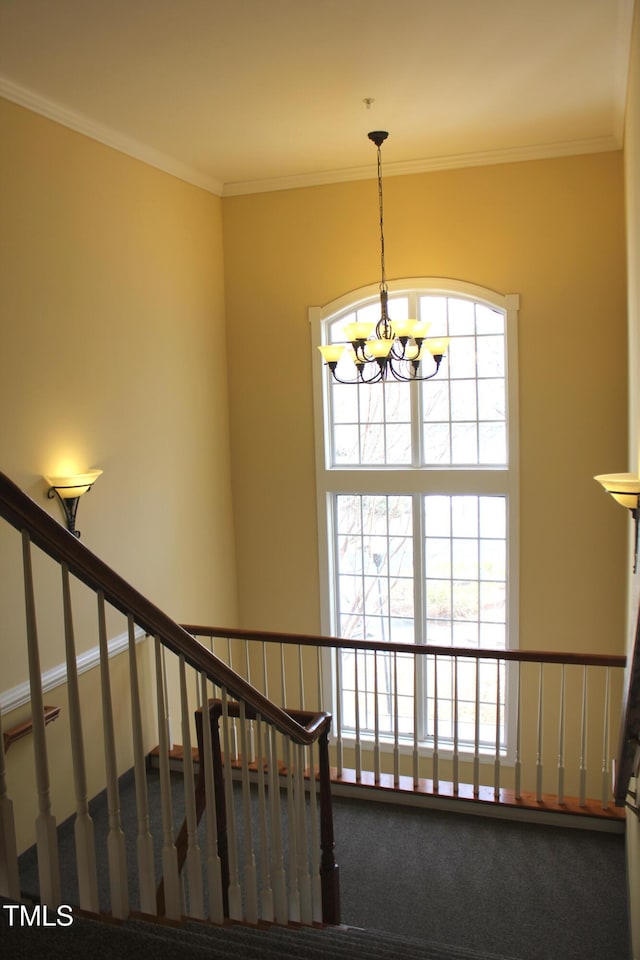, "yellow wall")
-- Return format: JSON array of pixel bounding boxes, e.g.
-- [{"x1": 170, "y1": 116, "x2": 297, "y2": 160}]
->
[
  {"x1": 223, "y1": 152, "x2": 628, "y2": 655},
  {"x1": 0, "y1": 98, "x2": 238, "y2": 845},
  {"x1": 626, "y1": 3, "x2": 640, "y2": 615},
  {"x1": 0, "y1": 98, "x2": 238, "y2": 640},
  {"x1": 623, "y1": 6, "x2": 640, "y2": 957}
]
